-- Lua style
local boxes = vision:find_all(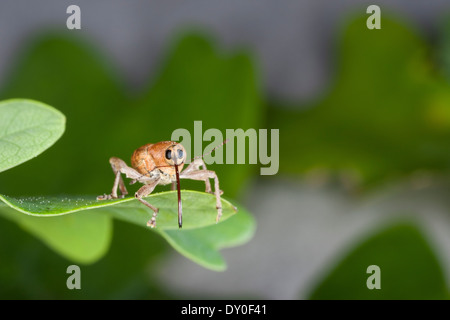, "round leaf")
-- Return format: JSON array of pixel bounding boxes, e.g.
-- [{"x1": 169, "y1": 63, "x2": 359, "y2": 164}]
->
[{"x1": 0, "y1": 99, "x2": 65, "y2": 173}]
